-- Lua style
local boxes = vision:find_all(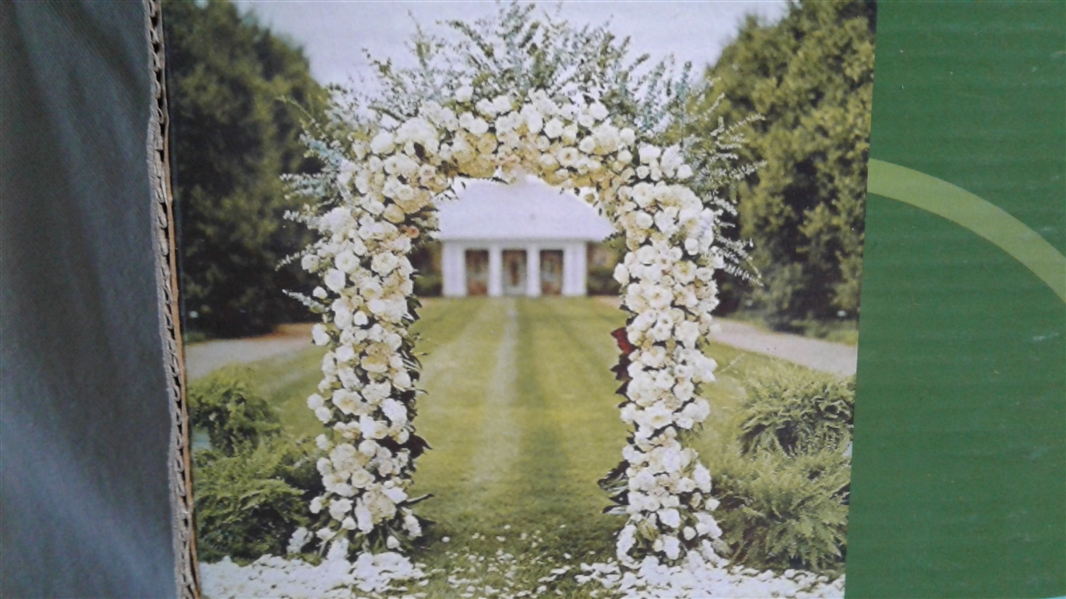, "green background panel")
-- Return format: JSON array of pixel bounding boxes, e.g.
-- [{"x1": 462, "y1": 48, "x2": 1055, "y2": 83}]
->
[{"x1": 848, "y1": 2, "x2": 1065, "y2": 598}]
